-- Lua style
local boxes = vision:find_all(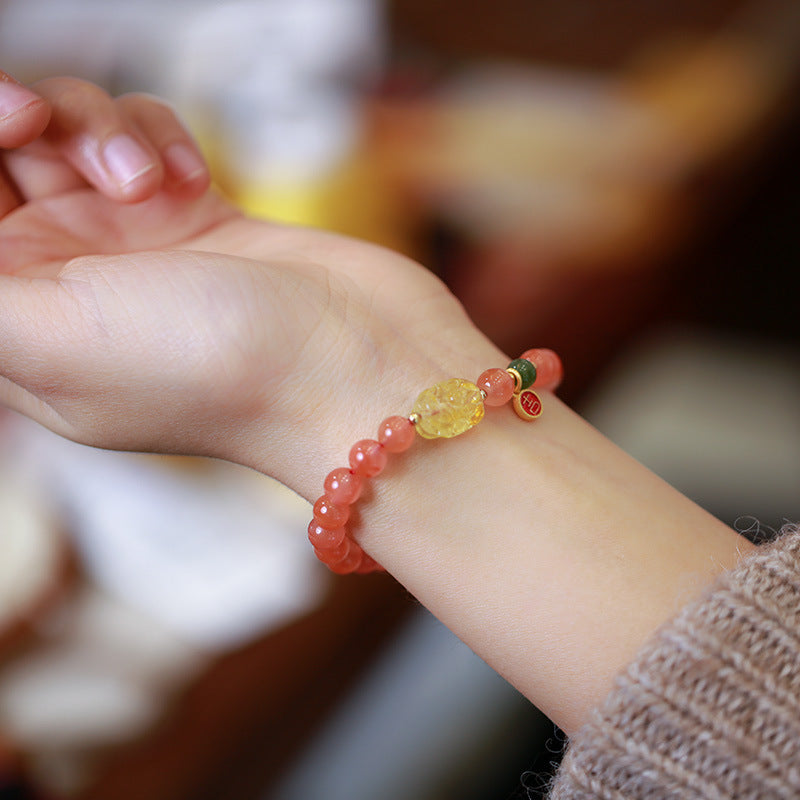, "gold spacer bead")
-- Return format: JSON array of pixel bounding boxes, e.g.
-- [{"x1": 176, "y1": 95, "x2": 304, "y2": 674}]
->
[
  {"x1": 408, "y1": 412, "x2": 421, "y2": 426},
  {"x1": 506, "y1": 367, "x2": 523, "y2": 394}
]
